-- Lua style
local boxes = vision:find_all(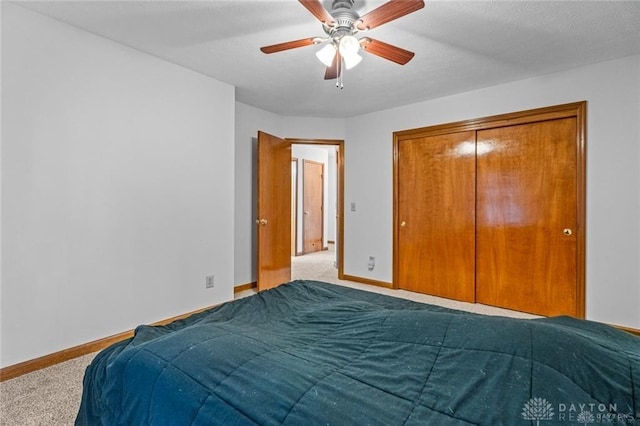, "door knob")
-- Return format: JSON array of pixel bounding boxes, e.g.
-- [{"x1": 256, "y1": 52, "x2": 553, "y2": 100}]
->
[
  {"x1": 563, "y1": 228, "x2": 572, "y2": 236},
  {"x1": 400, "y1": 221, "x2": 406, "y2": 227},
  {"x1": 256, "y1": 218, "x2": 268, "y2": 226}
]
